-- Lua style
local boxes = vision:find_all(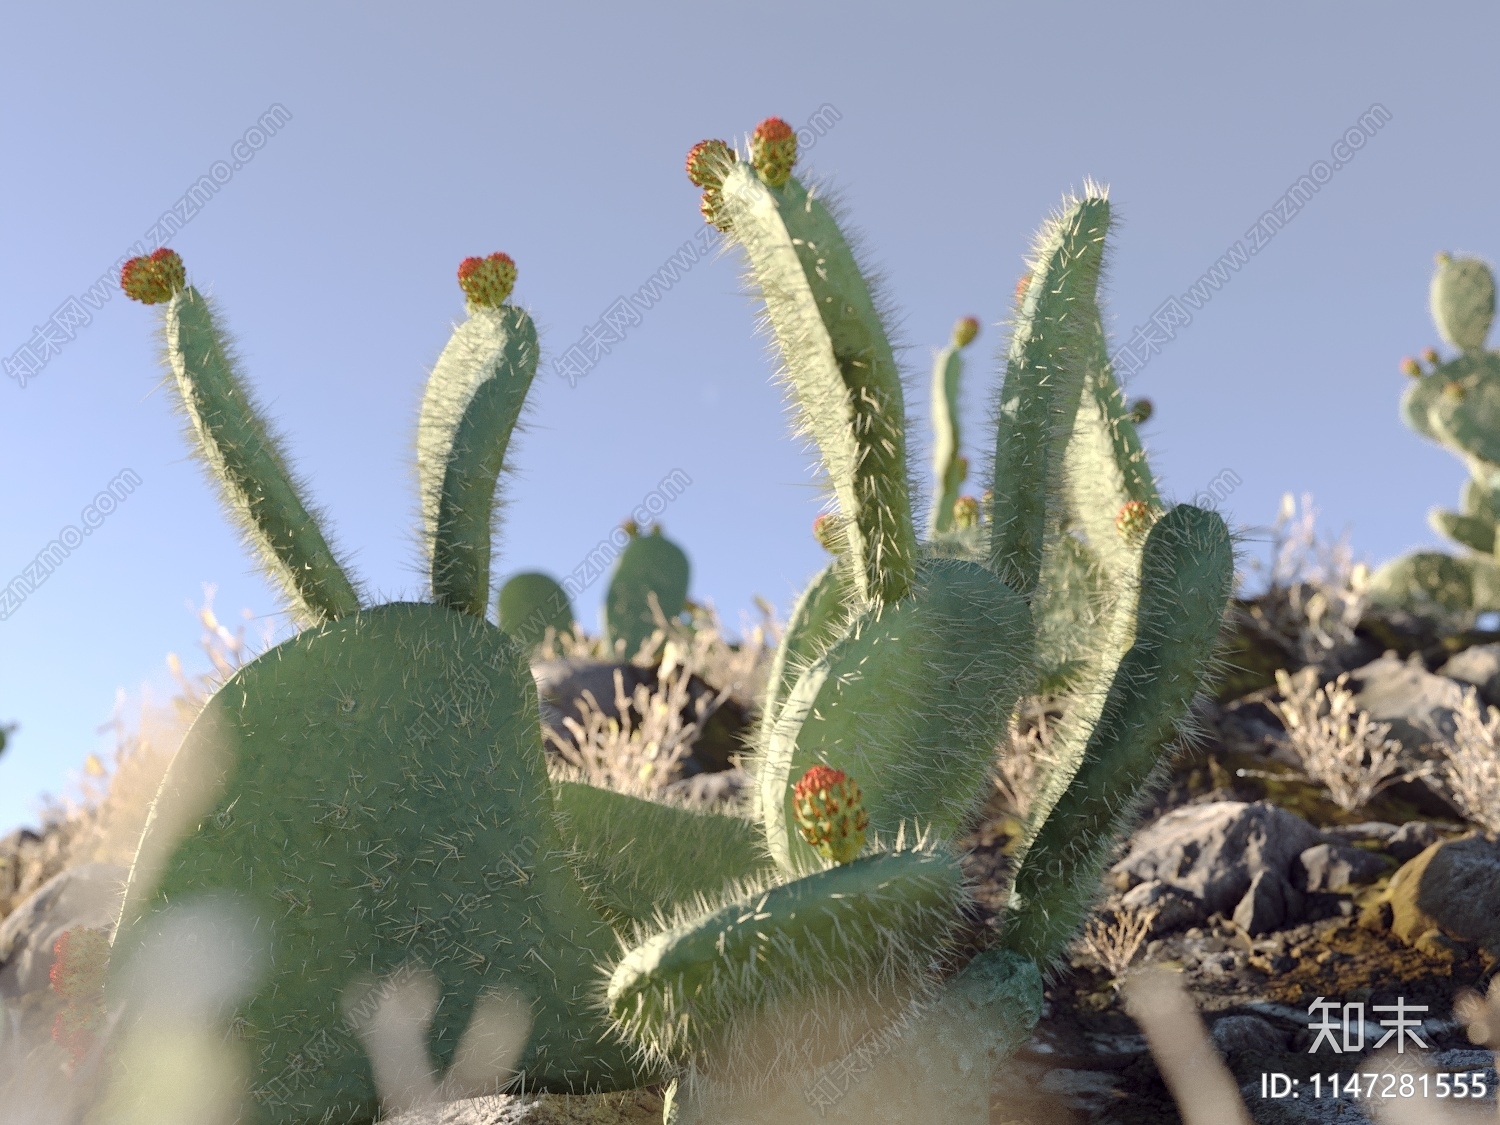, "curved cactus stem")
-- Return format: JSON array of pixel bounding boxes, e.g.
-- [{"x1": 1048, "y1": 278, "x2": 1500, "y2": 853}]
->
[
  {"x1": 1000, "y1": 504, "x2": 1233, "y2": 967},
  {"x1": 163, "y1": 288, "x2": 361, "y2": 626},
  {"x1": 552, "y1": 781, "x2": 774, "y2": 931},
  {"x1": 717, "y1": 162, "x2": 916, "y2": 608},
  {"x1": 605, "y1": 847, "x2": 967, "y2": 1074},
  {"x1": 929, "y1": 333, "x2": 969, "y2": 536},
  {"x1": 987, "y1": 192, "x2": 1111, "y2": 596},
  {"x1": 1064, "y1": 305, "x2": 1161, "y2": 582},
  {"x1": 1431, "y1": 508, "x2": 1496, "y2": 554},
  {"x1": 418, "y1": 306, "x2": 539, "y2": 617},
  {"x1": 757, "y1": 559, "x2": 1031, "y2": 871},
  {"x1": 758, "y1": 560, "x2": 852, "y2": 742}
]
